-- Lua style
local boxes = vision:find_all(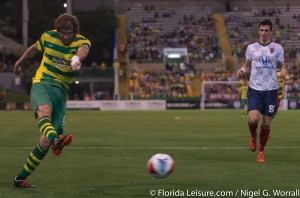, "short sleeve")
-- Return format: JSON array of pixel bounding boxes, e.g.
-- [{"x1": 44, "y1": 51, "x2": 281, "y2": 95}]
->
[
  {"x1": 277, "y1": 45, "x2": 284, "y2": 62},
  {"x1": 35, "y1": 33, "x2": 45, "y2": 52},
  {"x1": 245, "y1": 45, "x2": 251, "y2": 61}
]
